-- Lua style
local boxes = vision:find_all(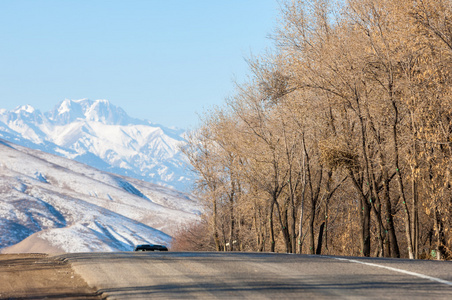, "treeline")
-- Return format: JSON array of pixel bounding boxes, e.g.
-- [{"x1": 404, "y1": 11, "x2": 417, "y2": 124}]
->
[{"x1": 176, "y1": 0, "x2": 452, "y2": 259}]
